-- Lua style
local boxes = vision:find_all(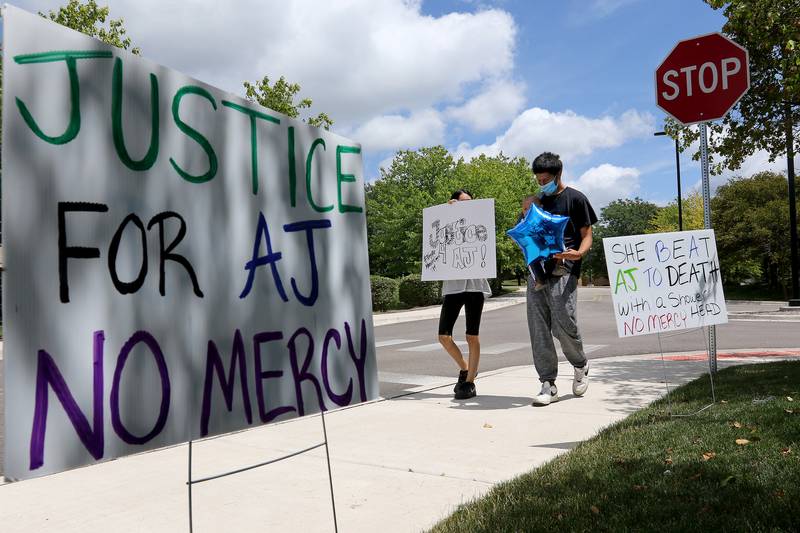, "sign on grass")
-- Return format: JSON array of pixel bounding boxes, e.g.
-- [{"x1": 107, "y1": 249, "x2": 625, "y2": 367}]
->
[
  {"x1": 421, "y1": 199, "x2": 496, "y2": 281},
  {"x1": 1, "y1": 5, "x2": 378, "y2": 480},
  {"x1": 602, "y1": 230, "x2": 728, "y2": 338}
]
